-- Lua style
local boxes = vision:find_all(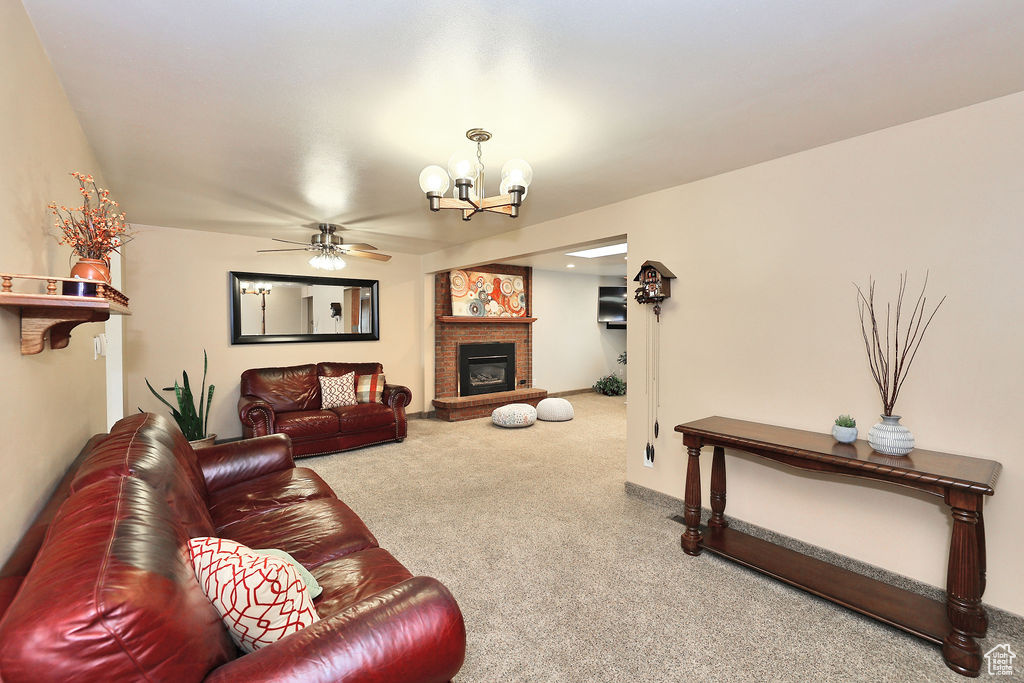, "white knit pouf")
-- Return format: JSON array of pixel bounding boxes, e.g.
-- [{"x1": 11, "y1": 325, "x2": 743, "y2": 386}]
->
[
  {"x1": 491, "y1": 403, "x2": 537, "y2": 428},
  {"x1": 536, "y1": 397, "x2": 574, "y2": 422}
]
